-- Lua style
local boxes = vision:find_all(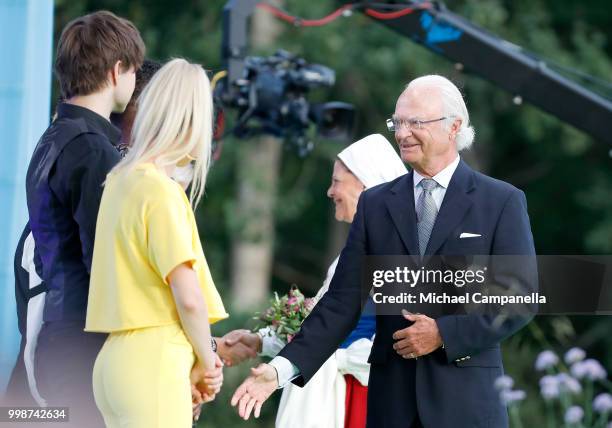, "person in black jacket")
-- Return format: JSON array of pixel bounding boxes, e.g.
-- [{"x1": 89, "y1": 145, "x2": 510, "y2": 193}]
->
[
  {"x1": 232, "y1": 75, "x2": 537, "y2": 428},
  {"x1": 23, "y1": 11, "x2": 144, "y2": 427},
  {"x1": 4, "y1": 59, "x2": 162, "y2": 410}
]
